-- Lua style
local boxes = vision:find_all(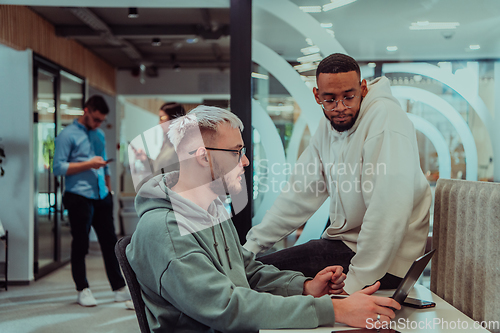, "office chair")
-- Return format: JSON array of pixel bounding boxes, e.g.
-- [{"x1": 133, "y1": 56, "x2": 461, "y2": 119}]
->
[{"x1": 115, "y1": 236, "x2": 151, "y2": 333}]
